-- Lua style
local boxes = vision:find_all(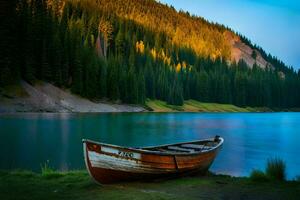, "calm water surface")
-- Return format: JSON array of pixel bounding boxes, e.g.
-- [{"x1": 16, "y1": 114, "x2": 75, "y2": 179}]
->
[{"x1": 0, "y1": 112, "x2": 299, "y2": 179}]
